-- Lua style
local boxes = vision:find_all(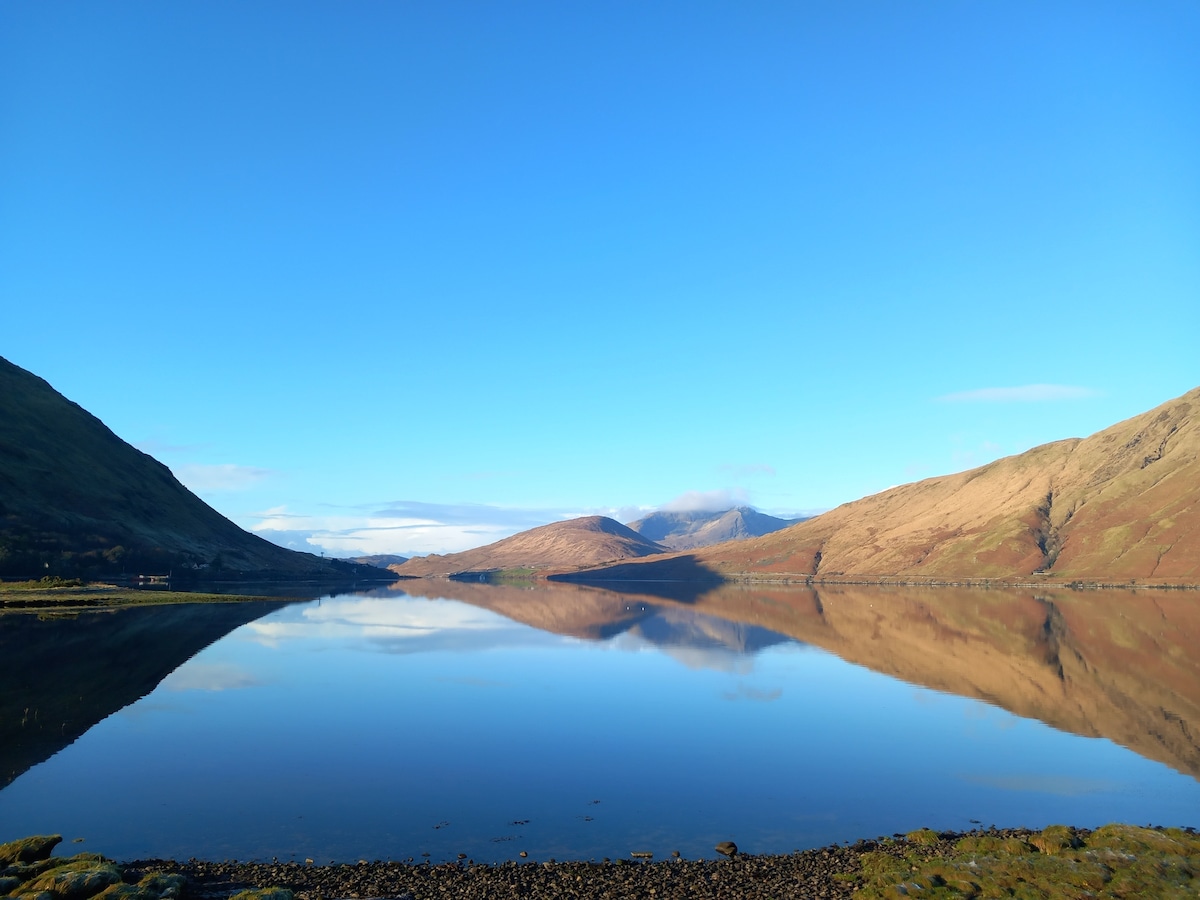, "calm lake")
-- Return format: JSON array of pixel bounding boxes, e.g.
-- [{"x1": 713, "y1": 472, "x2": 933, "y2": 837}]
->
[{"x1": 1, "y1": 581, "x2": 1197, "y2": 863}]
